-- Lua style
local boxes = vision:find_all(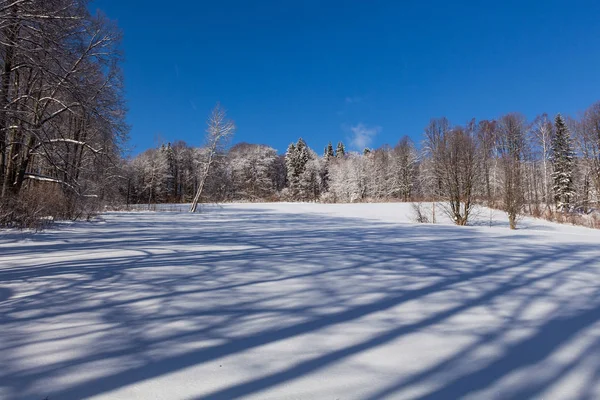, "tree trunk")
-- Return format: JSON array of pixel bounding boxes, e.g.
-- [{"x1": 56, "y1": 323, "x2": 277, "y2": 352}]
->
[
  {"x1": 0, "y1": 19, "x2": 18, "y2": 197},
  {"x1": 508, "y1": 213, "x2": 517, "y2": 230},
  {"x1": 190, "y1": 157, "x2": 212, "y2": 213}
]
